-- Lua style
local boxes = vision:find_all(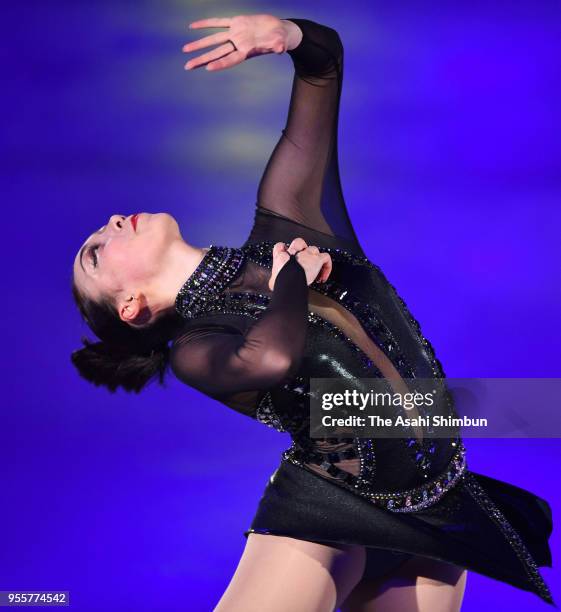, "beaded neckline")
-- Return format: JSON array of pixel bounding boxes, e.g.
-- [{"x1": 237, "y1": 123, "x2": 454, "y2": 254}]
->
[{"x1": 174, "y1": 245, "x2": 246, "y2": 320}]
